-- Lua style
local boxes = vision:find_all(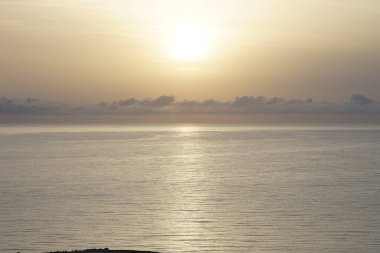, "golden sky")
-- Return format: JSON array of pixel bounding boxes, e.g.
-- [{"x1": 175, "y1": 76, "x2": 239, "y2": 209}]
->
[{"x1": 1, "y1": 0, "x2": 379, "y2": 103}]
